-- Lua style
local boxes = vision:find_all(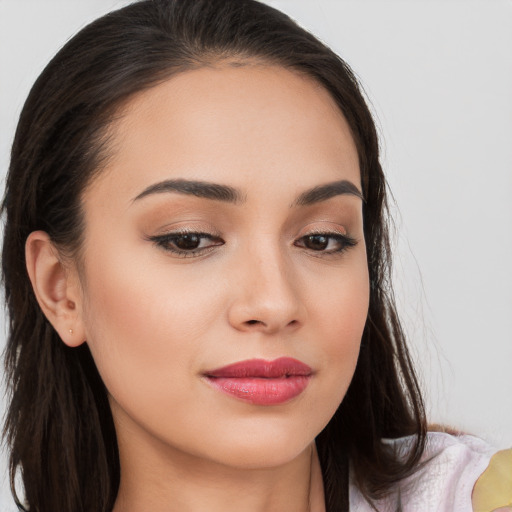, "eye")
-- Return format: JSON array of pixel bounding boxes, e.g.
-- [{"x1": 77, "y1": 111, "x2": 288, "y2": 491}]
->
[
  {"x1": 295, "y1": 232, "x2": 357, "y2": 254},
  {"x1": 148, "y1": 231, "x2": 224, "y2": 258}
]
